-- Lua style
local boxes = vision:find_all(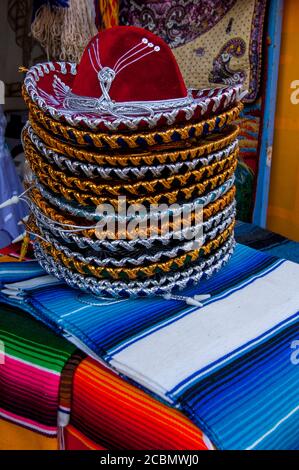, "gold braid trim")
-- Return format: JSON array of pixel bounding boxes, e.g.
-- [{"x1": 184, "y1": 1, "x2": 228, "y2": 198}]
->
[
  {"x1": 24, "y1": 135, "x2": 239, "y2": 197},
  {"x1": 29, "y1": 156, "x2": 237, "y2": 208},
  {"x1": 27, "y1": 121, "x2": 239, "y2": 167},
  {"x1": 28, "y1": 101, "x2": 243, "y2": 150},
  {"x1": 29, "y1": 185, "x2": 236, "y2": 240},
  {"x1": 31, "y1": 221, "x2": 234, "y2": 281}
]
